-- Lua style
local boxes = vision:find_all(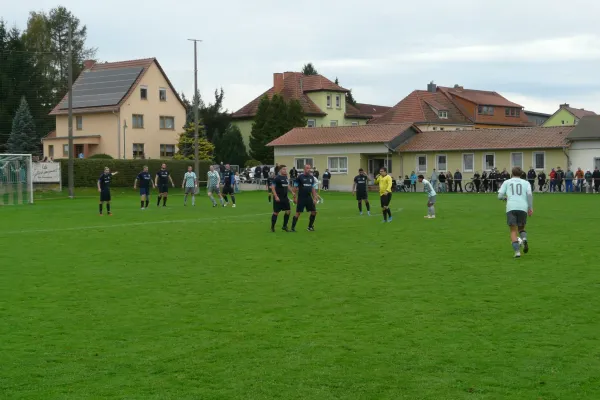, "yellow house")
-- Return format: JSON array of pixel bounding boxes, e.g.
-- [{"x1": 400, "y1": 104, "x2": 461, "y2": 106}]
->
[
  {"x1": 397, "y1": 126, "x2": 573, "y2": 183},
  {"x1": 43, "y1": 58, "x2": 186, "y2": 160},
  {"x1": 542, "y1": 103, "x2": 597, "y2": 127},
  {"x1": 268, "y1": 123, "x2": 420, "y2": 191},
  {"x1": 232, "y1": 72, "x2": 373, "y2": 147}
]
